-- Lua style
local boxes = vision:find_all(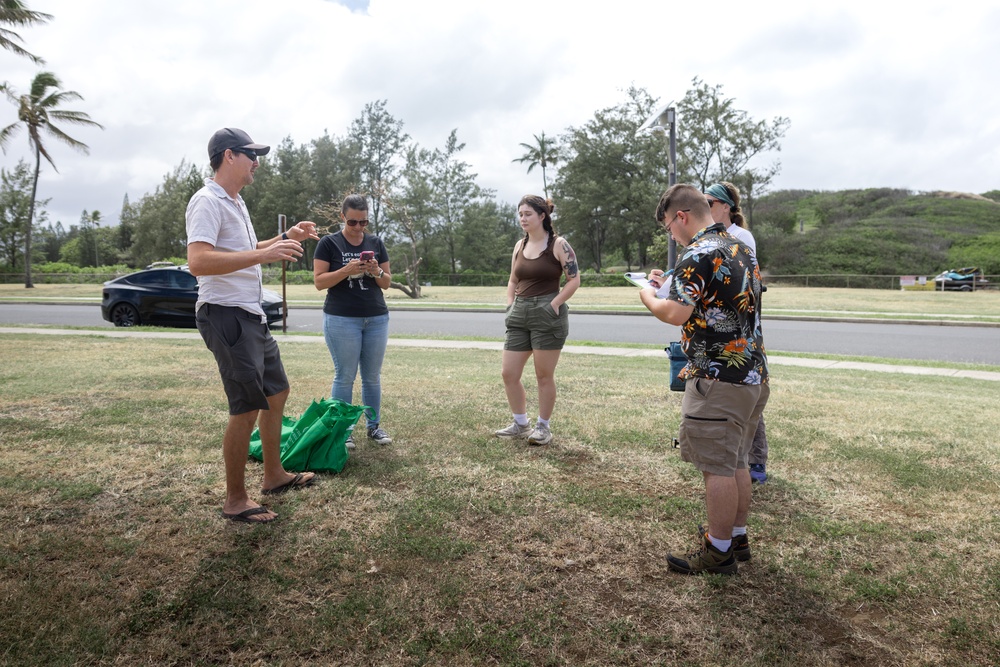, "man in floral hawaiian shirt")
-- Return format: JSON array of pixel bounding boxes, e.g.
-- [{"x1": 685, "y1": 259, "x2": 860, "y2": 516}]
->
[{"x1": 639, "y1": 183, "x2": 769, "y2": 575}]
